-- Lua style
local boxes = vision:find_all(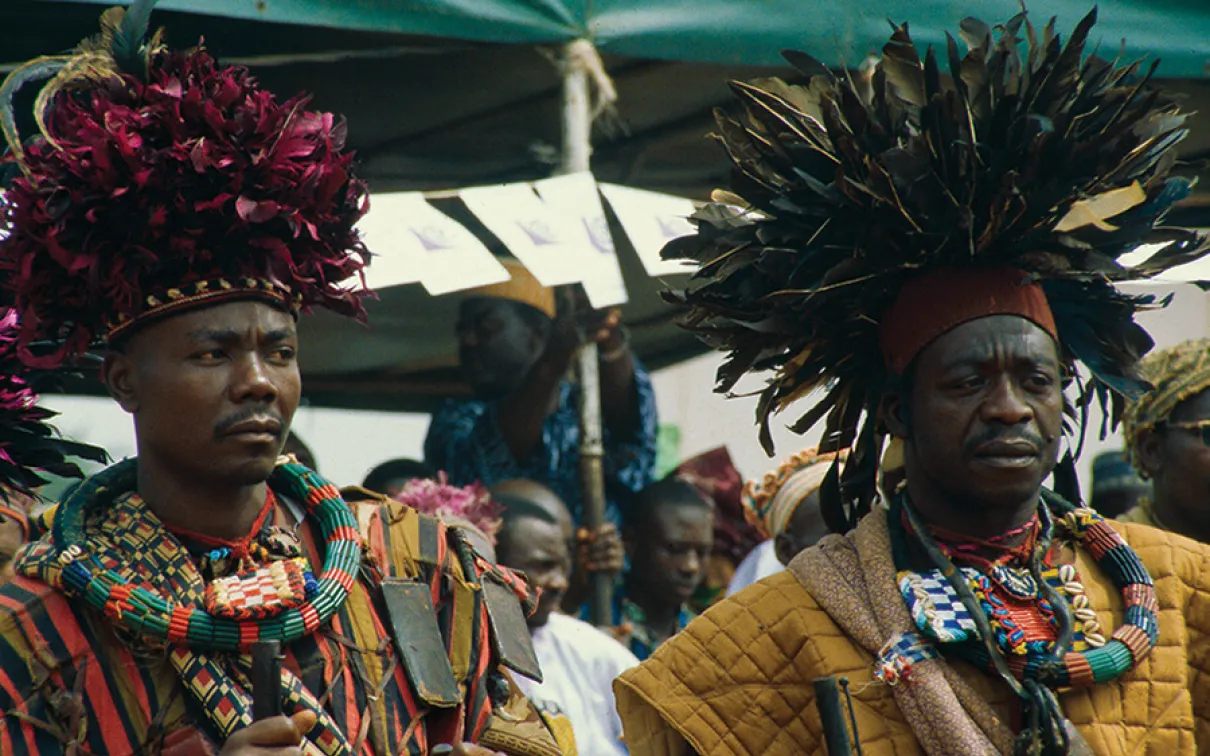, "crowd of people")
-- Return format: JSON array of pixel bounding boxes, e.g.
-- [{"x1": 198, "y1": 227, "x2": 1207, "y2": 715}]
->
[{"x1": 2, "y1": 1, "x2": 1210, "y2": 755}]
